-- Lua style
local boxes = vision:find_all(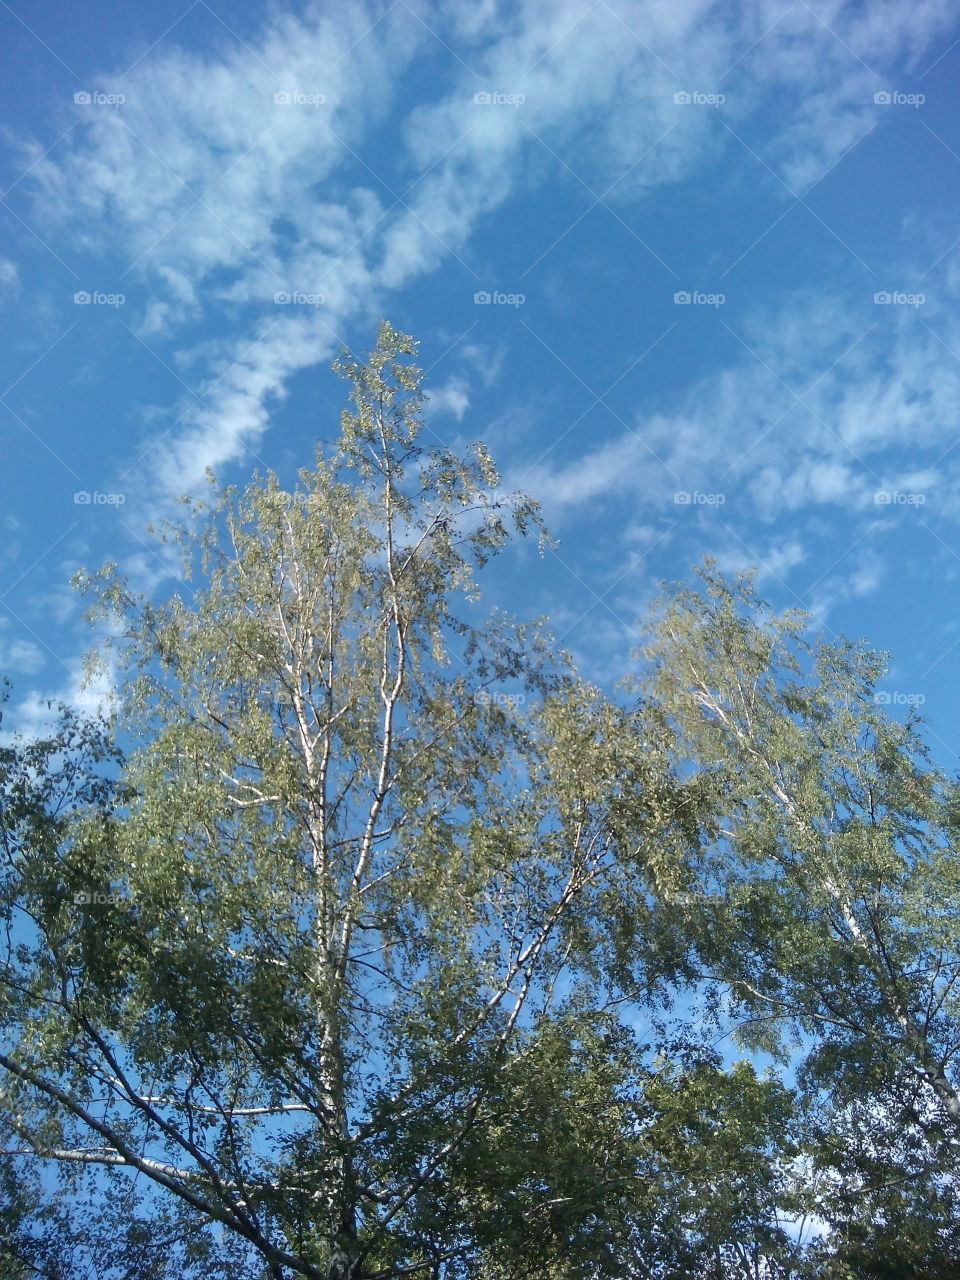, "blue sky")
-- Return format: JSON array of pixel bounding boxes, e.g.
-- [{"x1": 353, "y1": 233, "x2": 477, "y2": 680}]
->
[{"x1": 3, "y1": 0, "x2": 960, "y2": 767}]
